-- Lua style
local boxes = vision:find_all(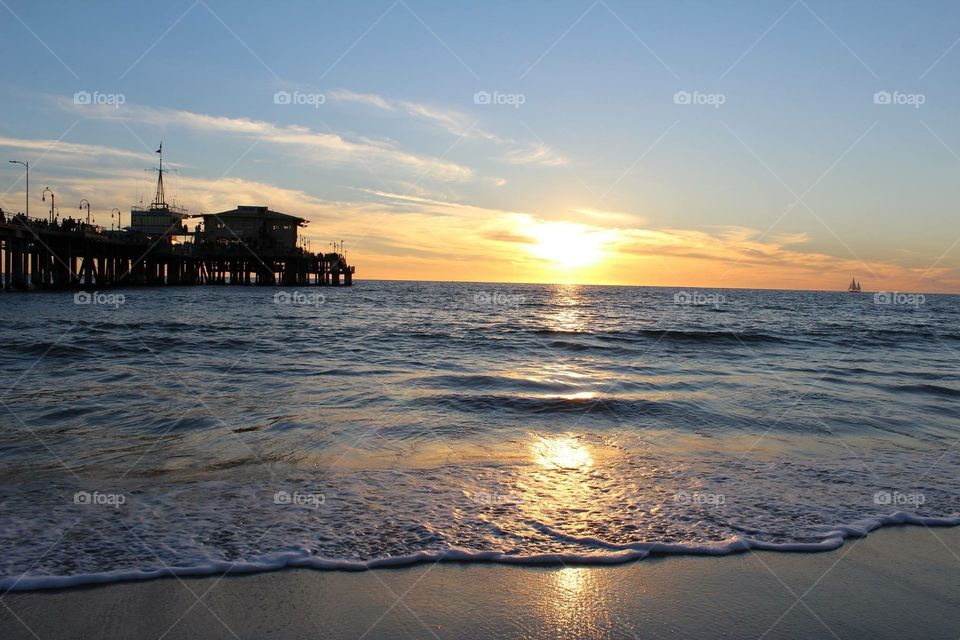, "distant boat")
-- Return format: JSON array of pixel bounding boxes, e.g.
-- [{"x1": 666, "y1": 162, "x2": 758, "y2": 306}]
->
[{"x1": 847, "y1": 278, "x2": 862, "y2": 292}]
